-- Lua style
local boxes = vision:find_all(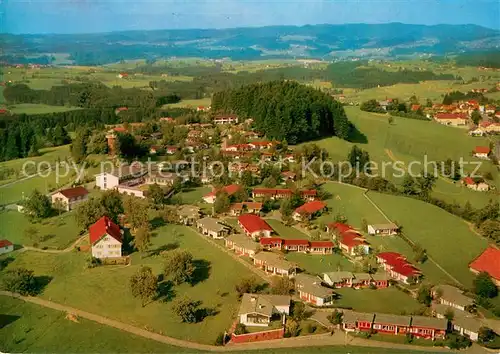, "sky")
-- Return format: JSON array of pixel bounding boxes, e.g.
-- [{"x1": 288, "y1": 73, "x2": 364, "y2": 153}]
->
[{"x1": 1, "y1": 0, "x2": 499, "y2": 34}]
